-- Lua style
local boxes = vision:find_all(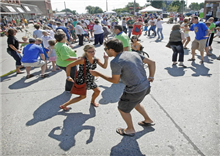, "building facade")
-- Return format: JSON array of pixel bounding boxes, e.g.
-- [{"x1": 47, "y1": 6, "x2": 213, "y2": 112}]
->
[
  {"x1": 204, "y1": 0, "x2": 220, "y2": 19},
  {"x1": 20, "y1": 0, "x2": 53, "y2": 18}
]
